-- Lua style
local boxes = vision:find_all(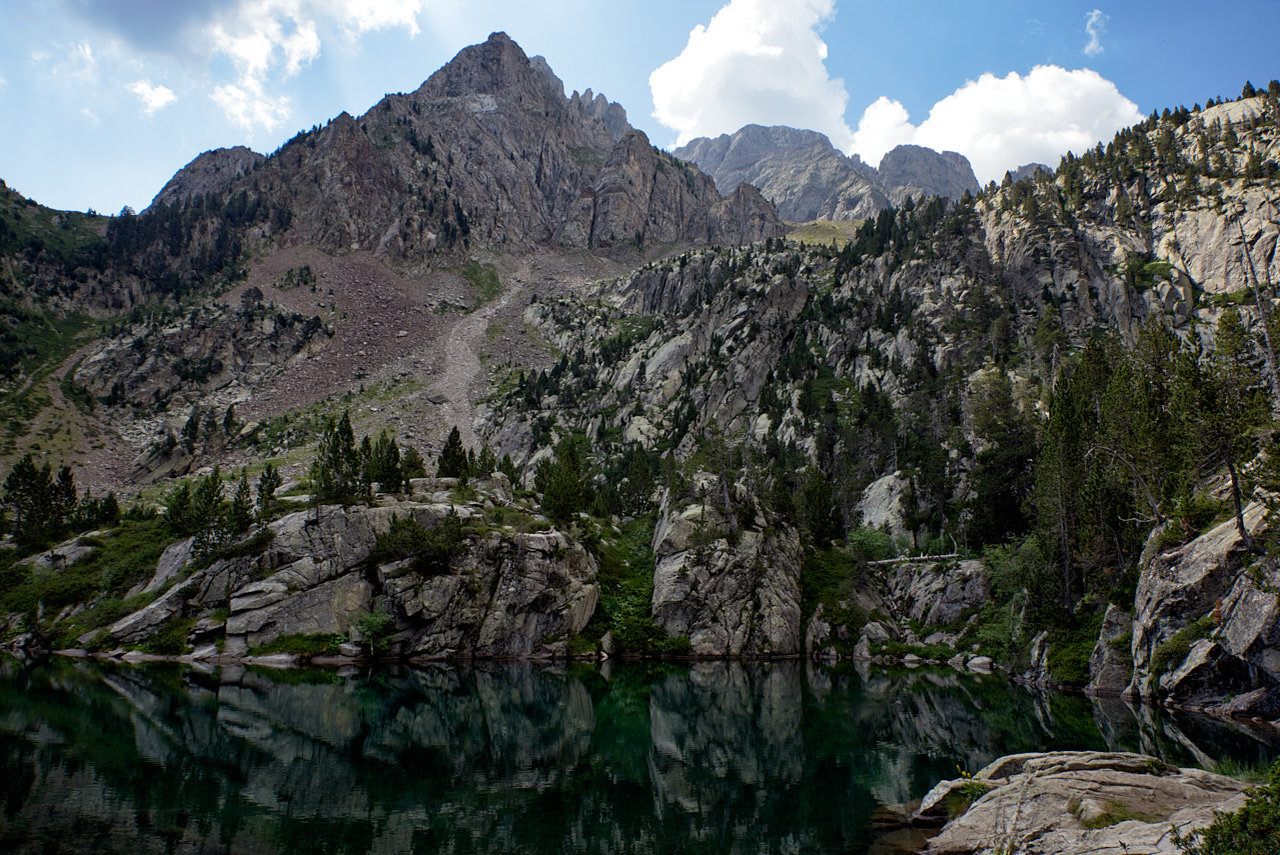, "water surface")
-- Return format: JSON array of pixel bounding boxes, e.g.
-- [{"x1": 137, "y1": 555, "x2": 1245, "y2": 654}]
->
[{"x1": 1, "y1": 658, "x2": 1275, "y2": 854}]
